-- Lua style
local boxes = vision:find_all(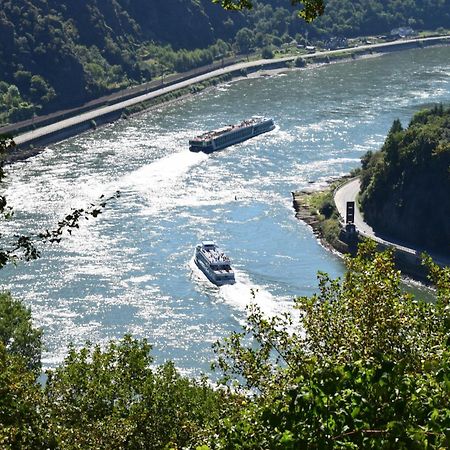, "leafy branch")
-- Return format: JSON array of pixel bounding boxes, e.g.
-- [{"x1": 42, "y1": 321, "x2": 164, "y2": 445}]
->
[
  {"x1": 0, "y1": 191, "x2": 121, "y2": 269},
  {"x1": 212, "y1": 0, "x2": 325, "y2": 22}
]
